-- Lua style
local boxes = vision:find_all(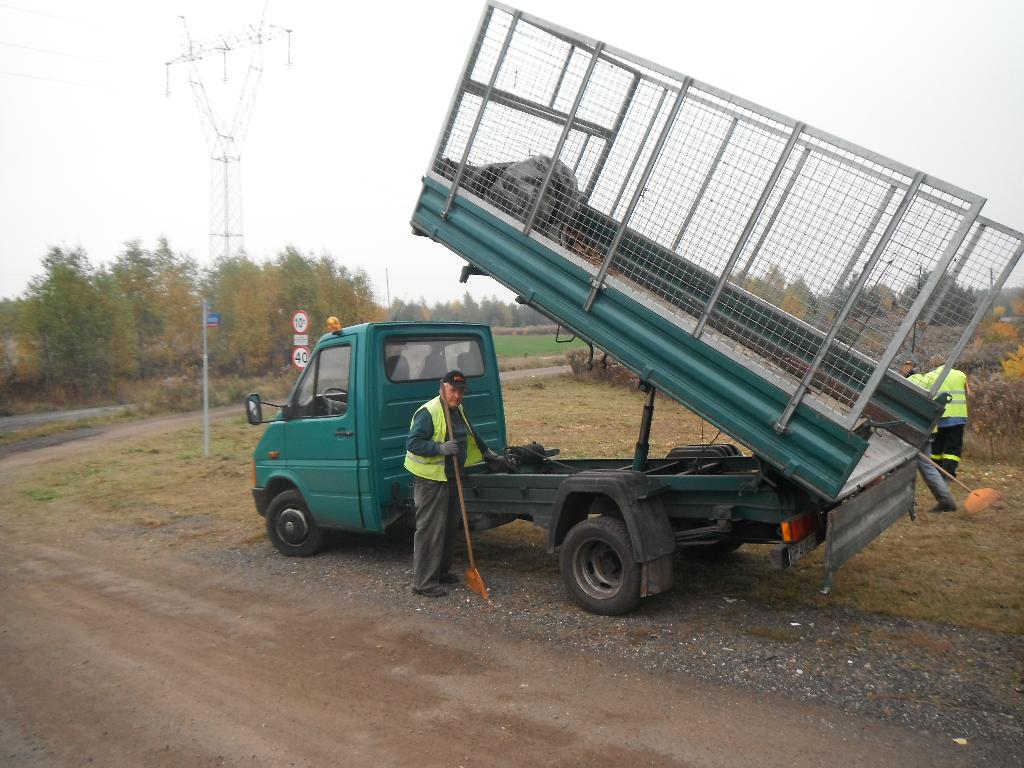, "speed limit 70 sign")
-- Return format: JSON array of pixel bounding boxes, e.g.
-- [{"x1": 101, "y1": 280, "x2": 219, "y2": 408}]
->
[
  {"x1": 291, "y1": 345, "x2": 310, "y2": 370},
  {"x1": 292, "y1": 310, "x2": 310, "y2": 334}
]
